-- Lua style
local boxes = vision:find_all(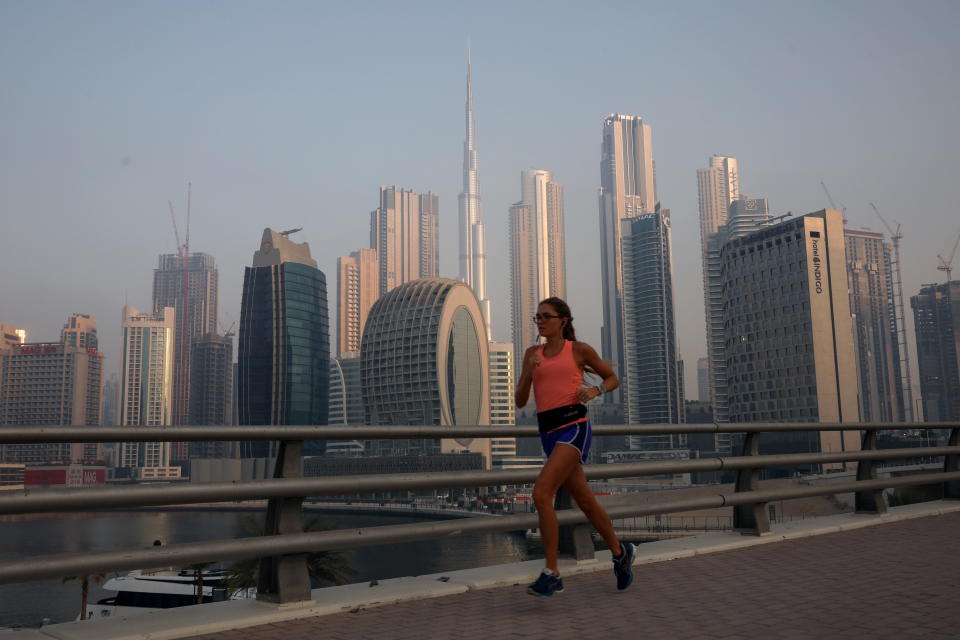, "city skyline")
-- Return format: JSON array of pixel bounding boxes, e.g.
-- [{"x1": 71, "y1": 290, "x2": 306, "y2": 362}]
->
[{"x1": 2, "y1": 2, "x2": 959, "y2": 398}]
